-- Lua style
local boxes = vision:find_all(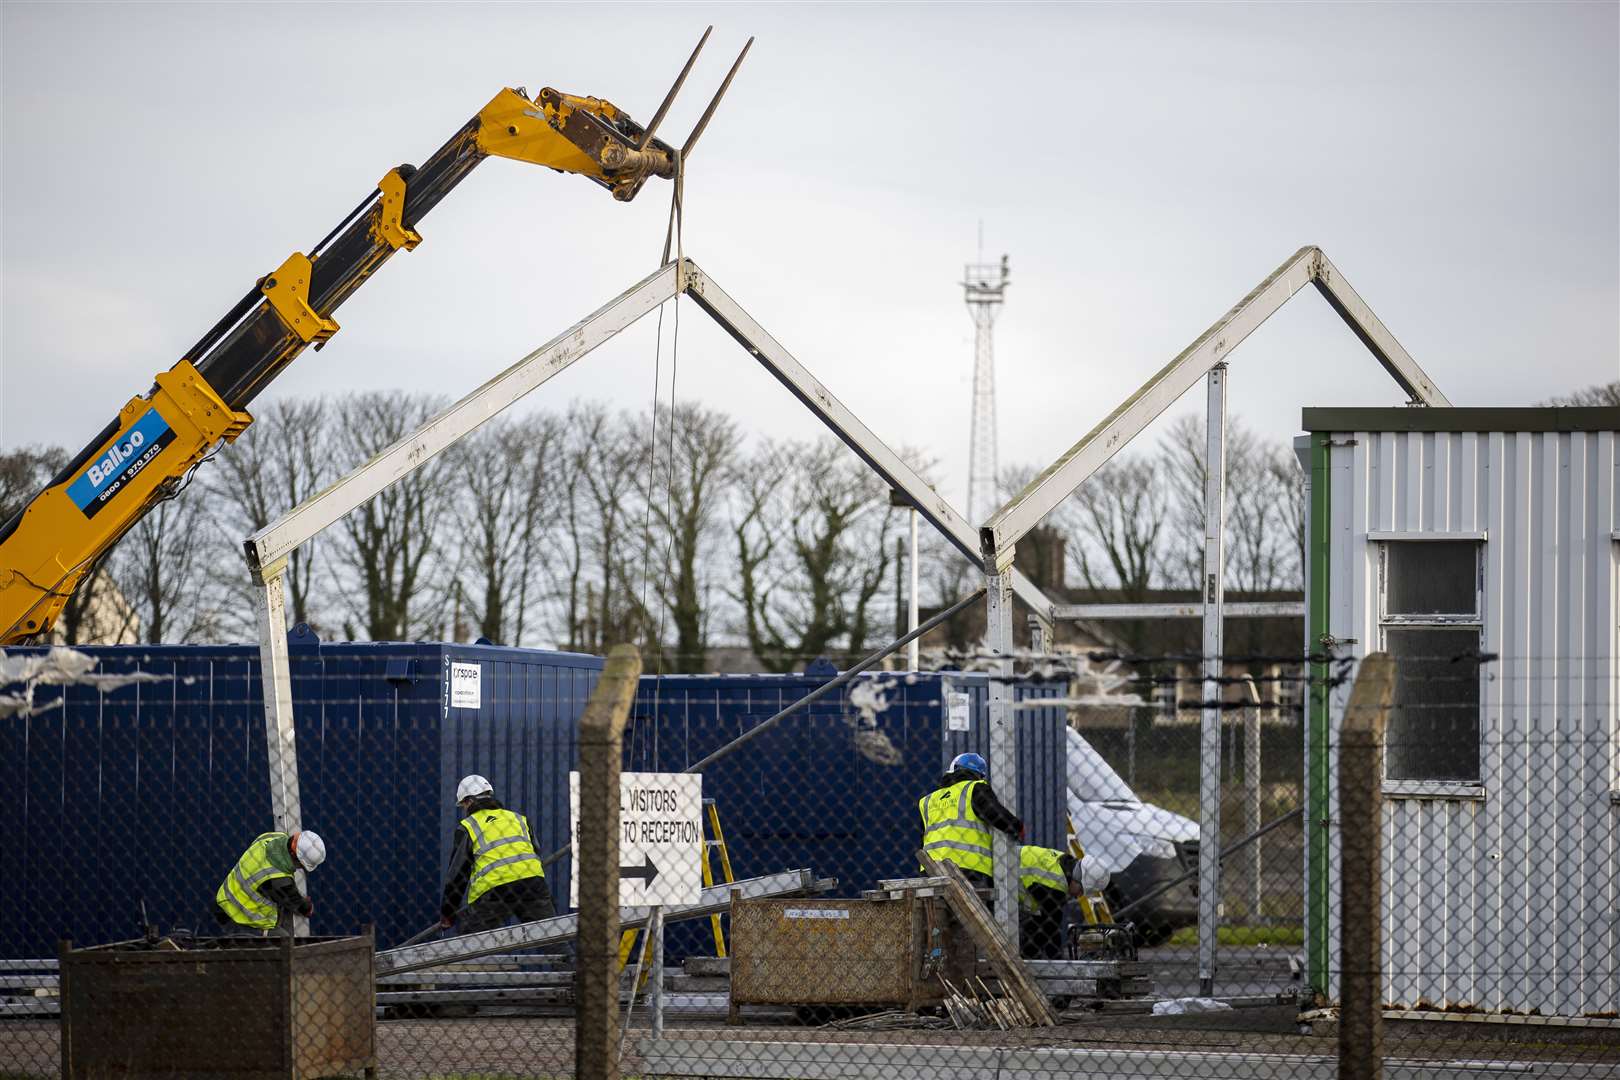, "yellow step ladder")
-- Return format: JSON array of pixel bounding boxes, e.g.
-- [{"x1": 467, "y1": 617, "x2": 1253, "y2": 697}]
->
[
  {"x1": 1066, "y1": 813, "x2": 1115, "y2": 925},
  {"x1": 618, "y1": 797, "x2": 735, "y2": 983}
]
